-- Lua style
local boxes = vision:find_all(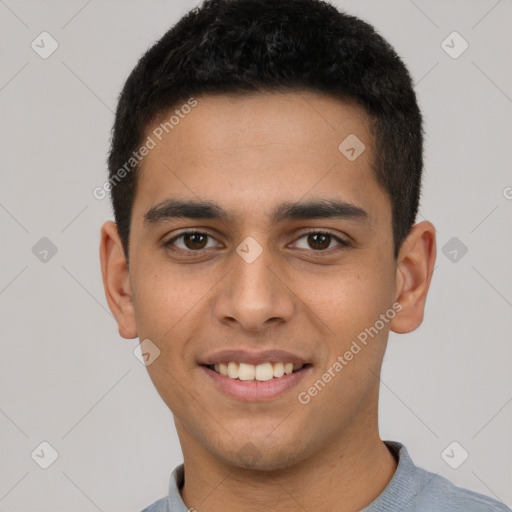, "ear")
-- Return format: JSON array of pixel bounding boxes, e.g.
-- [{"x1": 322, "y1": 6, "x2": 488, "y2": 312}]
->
[
  {"x1": 99, "y1": 221, "x2": 138, "y2": 339},
  {"x1": 390, "y1": 221, "x2": 436, "y2": 334}
]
